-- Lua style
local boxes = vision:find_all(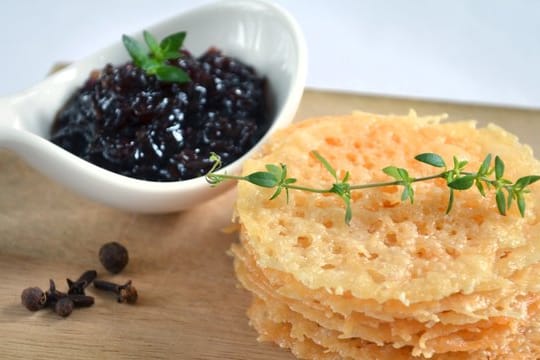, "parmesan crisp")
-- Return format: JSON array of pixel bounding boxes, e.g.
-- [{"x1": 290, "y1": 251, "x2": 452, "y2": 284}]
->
[{"x1": 233, "y1": 111, "x2": 540, "y2": 359}]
